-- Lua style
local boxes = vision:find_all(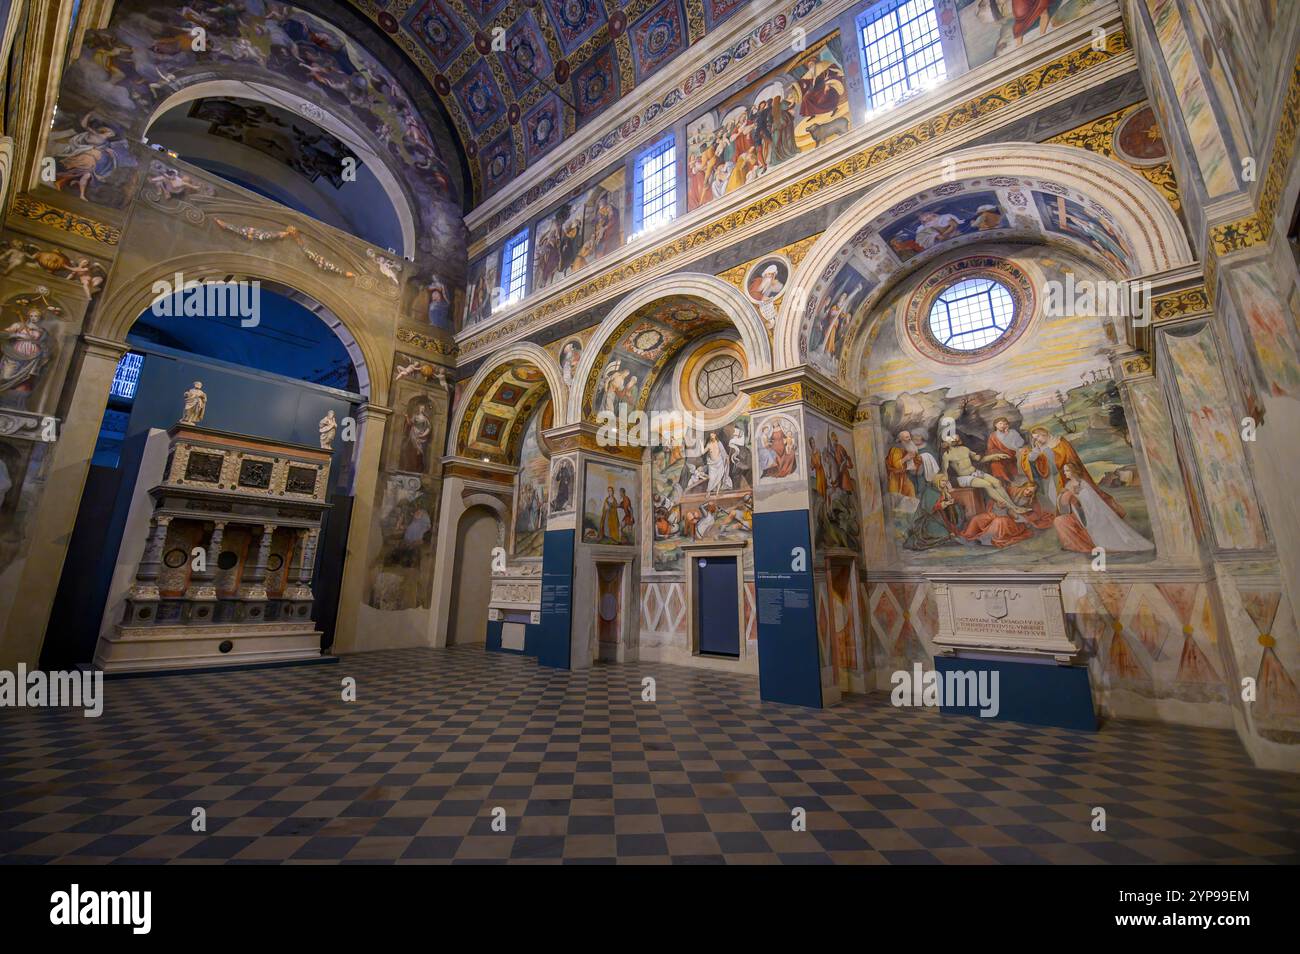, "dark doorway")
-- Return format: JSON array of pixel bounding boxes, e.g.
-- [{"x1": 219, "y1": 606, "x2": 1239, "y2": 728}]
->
[
  {"x1": 595, "y1": 563, "x2": 623, "y2": 662},
  {"x1": 696, "y1": 555, "x2": 739, "y2": 657}
]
